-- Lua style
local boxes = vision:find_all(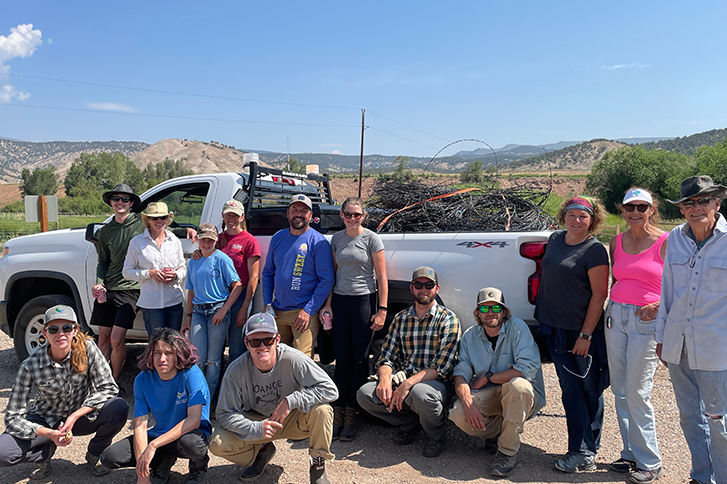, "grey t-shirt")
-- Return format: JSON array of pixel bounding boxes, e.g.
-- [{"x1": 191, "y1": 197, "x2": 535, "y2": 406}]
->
[{"x1": 331, "y1": 228, "x2": 385, "y2": 296}]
